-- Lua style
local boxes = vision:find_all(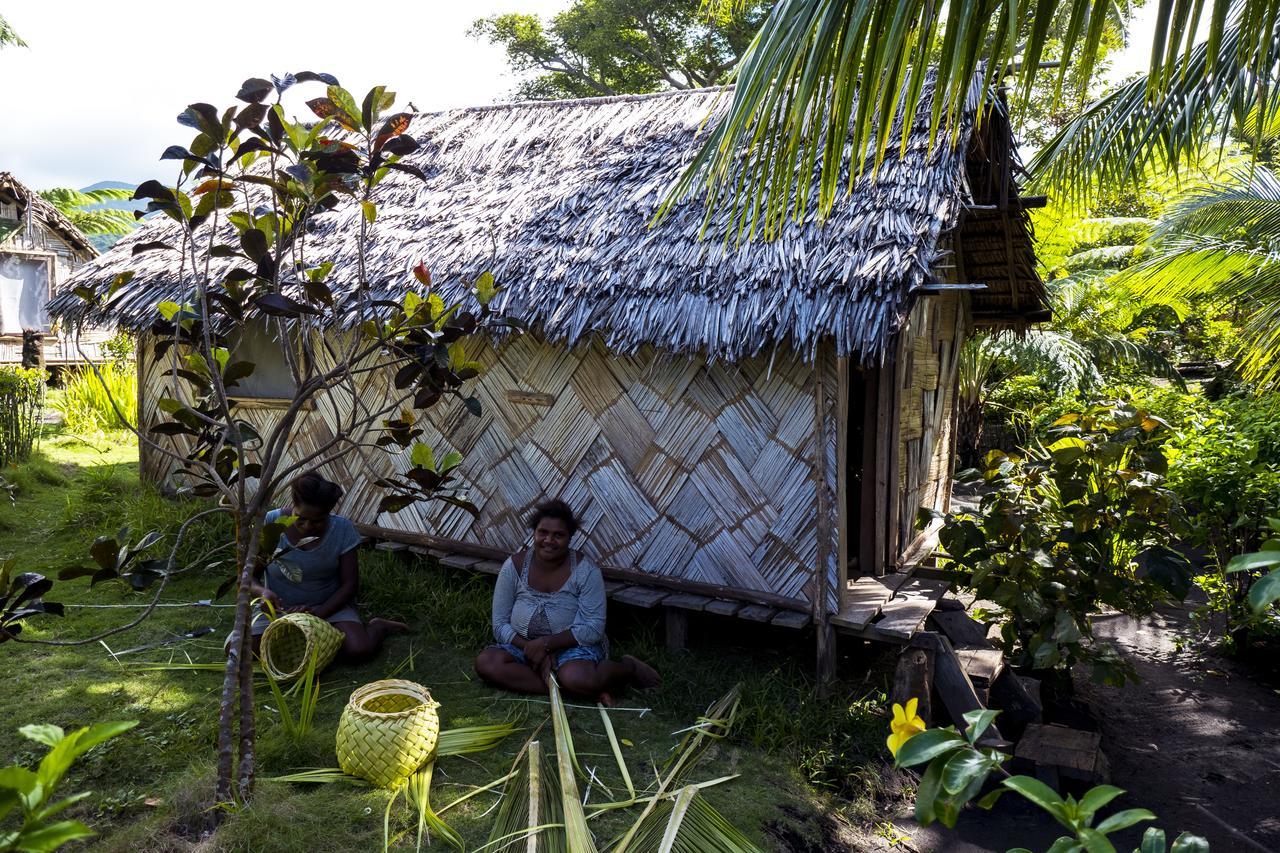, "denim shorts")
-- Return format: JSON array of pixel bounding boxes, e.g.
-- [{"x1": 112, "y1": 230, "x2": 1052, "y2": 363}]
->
[{"x1": 491, "y1": 642, "x2": 606, "y2": 669}]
